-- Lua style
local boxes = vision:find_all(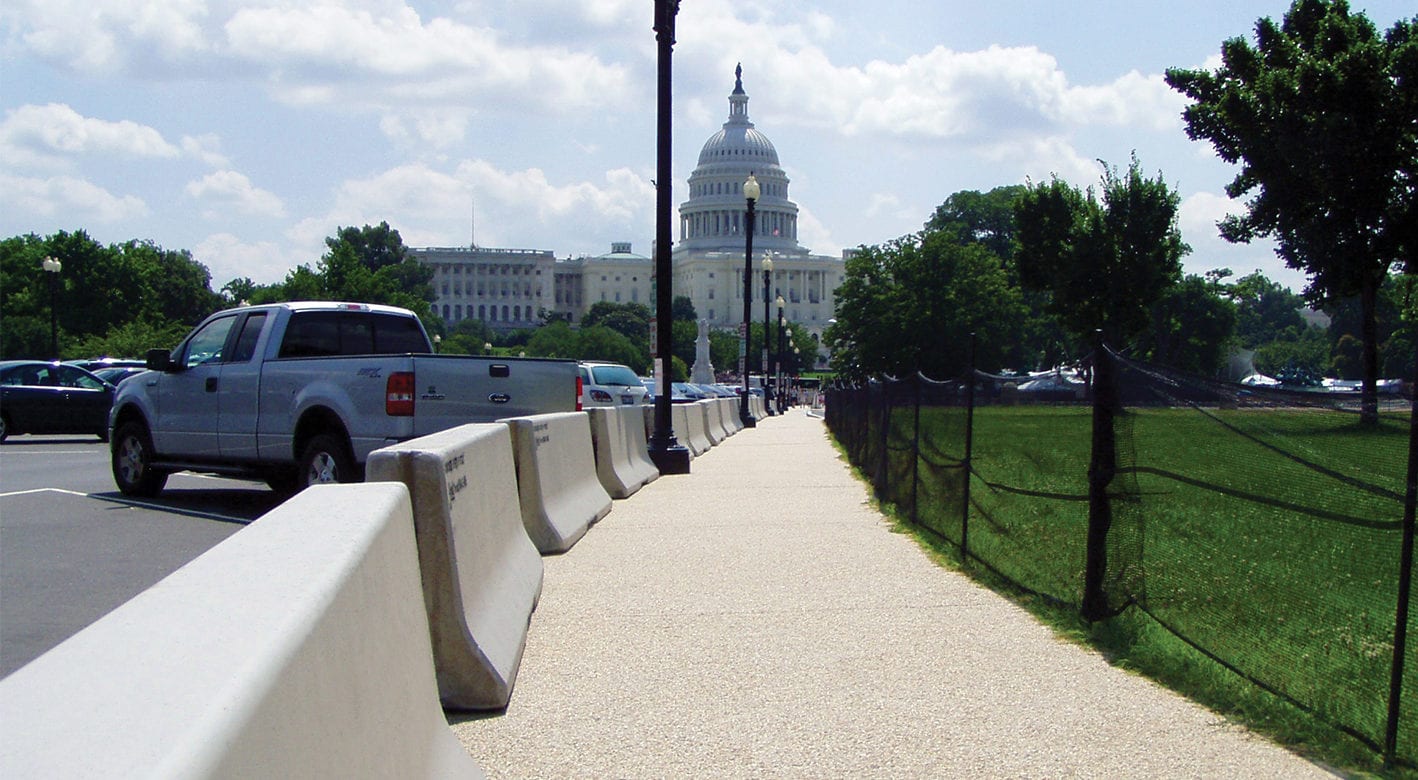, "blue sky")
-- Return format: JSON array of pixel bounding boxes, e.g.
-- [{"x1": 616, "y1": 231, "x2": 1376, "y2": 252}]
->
[{"x1": 2, "y1": 1, "x2": 1412, "y2": 294}]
